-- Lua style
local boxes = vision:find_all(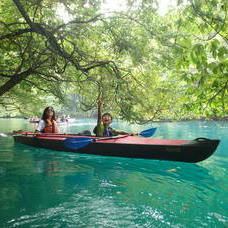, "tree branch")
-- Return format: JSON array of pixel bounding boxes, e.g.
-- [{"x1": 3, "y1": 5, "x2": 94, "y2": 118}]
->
[{"x1": 0, "y1": 68, "x2": 35, "y2": 96}]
